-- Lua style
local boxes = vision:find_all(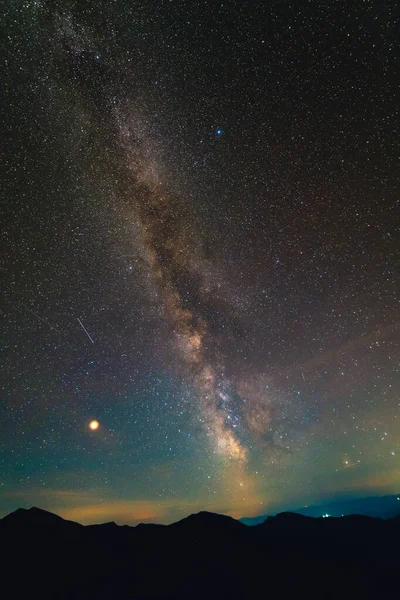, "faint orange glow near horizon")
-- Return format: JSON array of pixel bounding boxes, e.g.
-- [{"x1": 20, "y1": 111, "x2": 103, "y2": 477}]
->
[{"x1": 89, "y1": 420, "x2": 99, "y2": 431}]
